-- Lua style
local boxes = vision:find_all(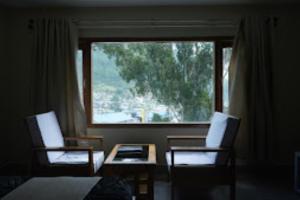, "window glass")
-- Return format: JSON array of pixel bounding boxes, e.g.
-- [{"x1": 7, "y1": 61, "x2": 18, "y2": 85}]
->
[
  {"x1": 76, "y1": 49, "x2": 84, "y2": 104},
  {"x1": 91, "y1": 42, "x2": 214, "y2": 123},
  {"x1": 222, "y1": 47, "x2": 232, "y2": 113}
]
